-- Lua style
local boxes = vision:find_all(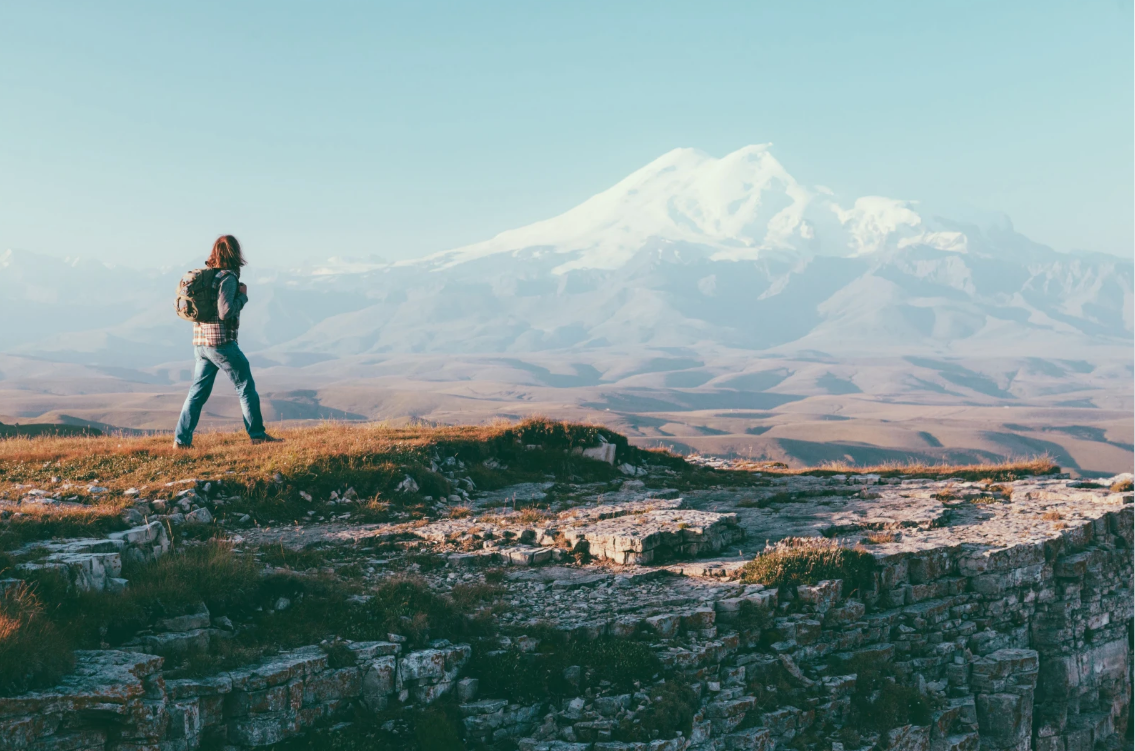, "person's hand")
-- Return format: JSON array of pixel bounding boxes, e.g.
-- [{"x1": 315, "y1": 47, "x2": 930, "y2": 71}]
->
[{"x1": 238, "y1": 283, "x2": 247, "y2": 295}]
